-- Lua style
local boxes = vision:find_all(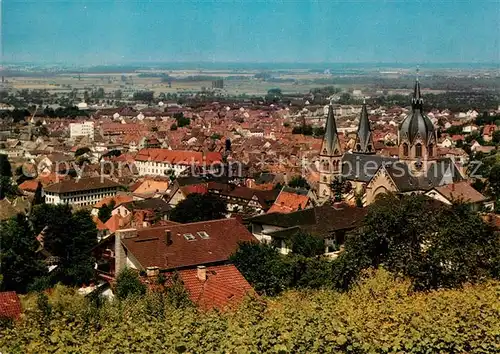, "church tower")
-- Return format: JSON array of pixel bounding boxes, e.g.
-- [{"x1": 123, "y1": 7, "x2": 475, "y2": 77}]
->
[
  {"x1": 398, "y1": 75, "x2": 437, "y2": 170},
  {"x1": 354, "y1": 100, "x2": 375, "y2": 154},
  {"x1": 319, "y1": 104, "x2": 343, "y2": 199}
]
